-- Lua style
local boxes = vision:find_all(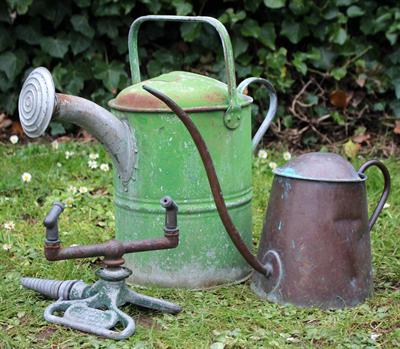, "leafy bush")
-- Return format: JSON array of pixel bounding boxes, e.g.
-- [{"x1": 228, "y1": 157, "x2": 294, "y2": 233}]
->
[{"x1": 1, "y1": 0, "x2": 399, "y2": 145}]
